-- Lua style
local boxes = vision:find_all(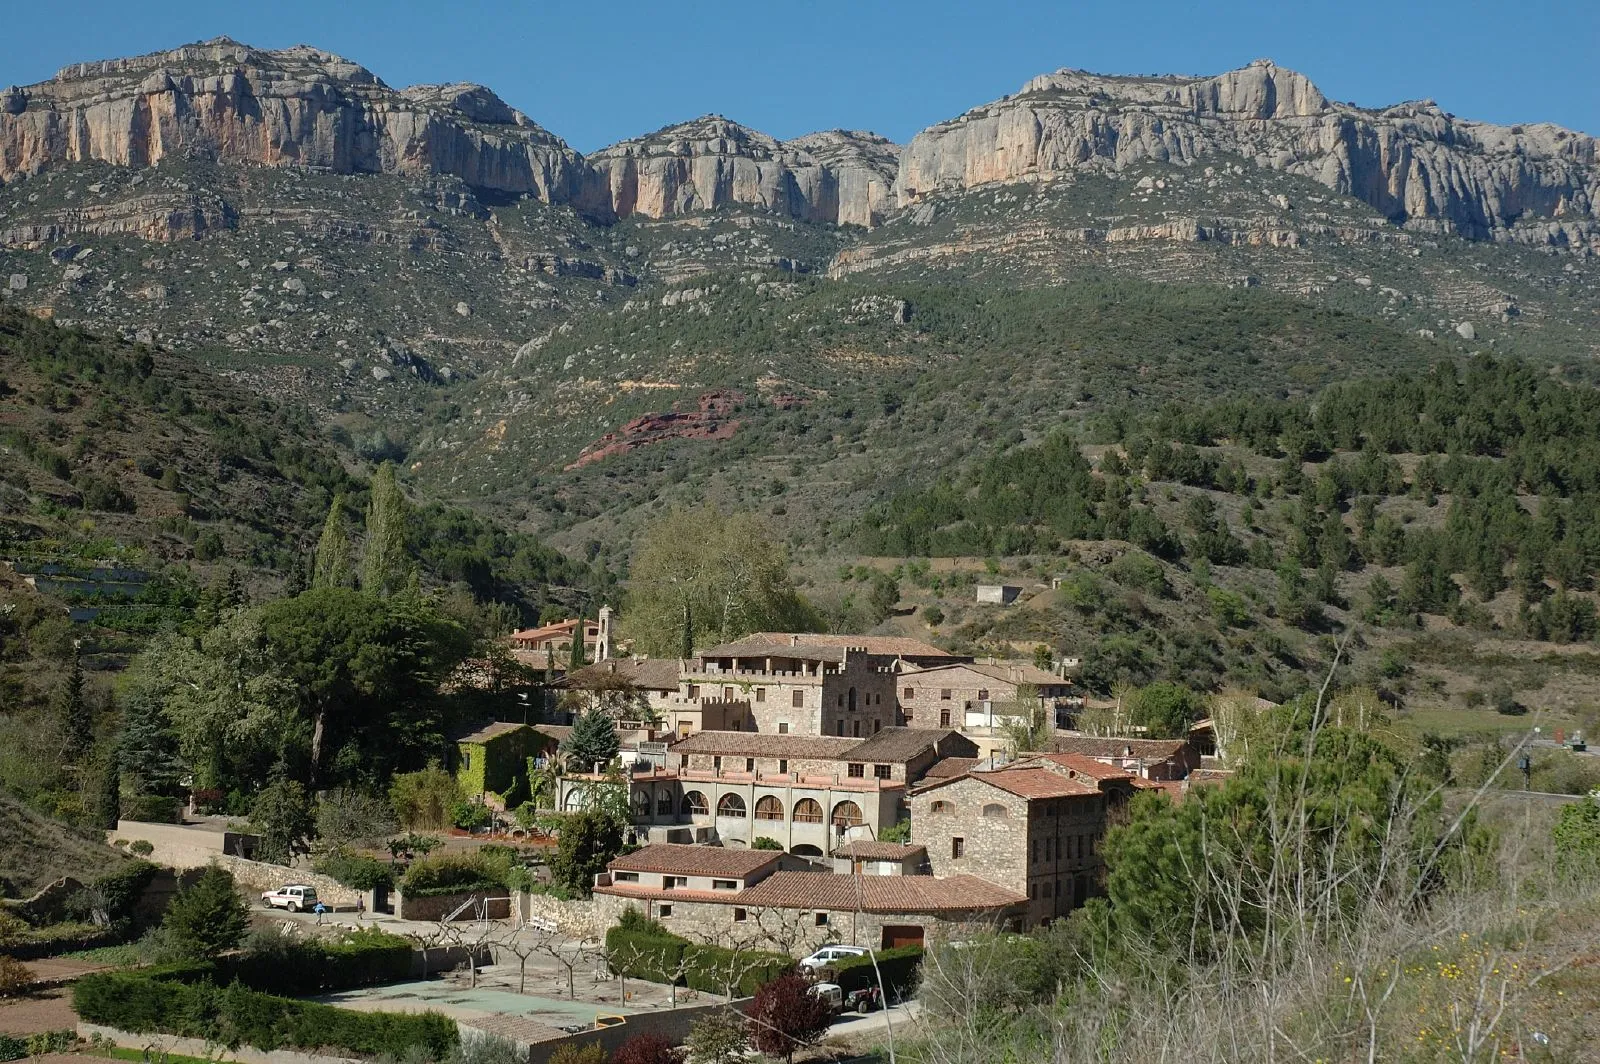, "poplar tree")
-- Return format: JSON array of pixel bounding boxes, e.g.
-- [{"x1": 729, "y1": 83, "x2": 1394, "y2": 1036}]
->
[
  {"x1": 361, "y1": 462, "x2": 409, "y2": 597},
  {"x1": 312, "y1": 494, "x2": 353, "y2": 589}
]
